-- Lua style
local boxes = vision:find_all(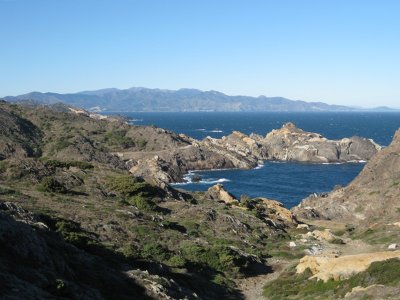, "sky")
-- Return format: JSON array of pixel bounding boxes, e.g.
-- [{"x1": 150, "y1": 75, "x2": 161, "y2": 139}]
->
[{"x1": 0, "y1": 0, "x2": 399, "y2": 108}]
